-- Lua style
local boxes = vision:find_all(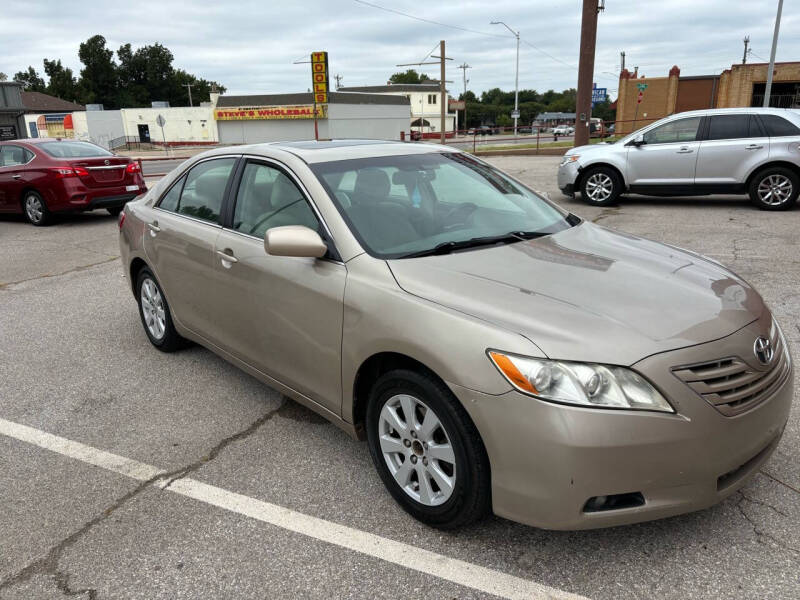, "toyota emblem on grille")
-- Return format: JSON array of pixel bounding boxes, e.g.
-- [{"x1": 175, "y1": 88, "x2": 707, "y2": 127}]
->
[{"x1": 753, "y1": 336, "x2": 774, "y2": 366}]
